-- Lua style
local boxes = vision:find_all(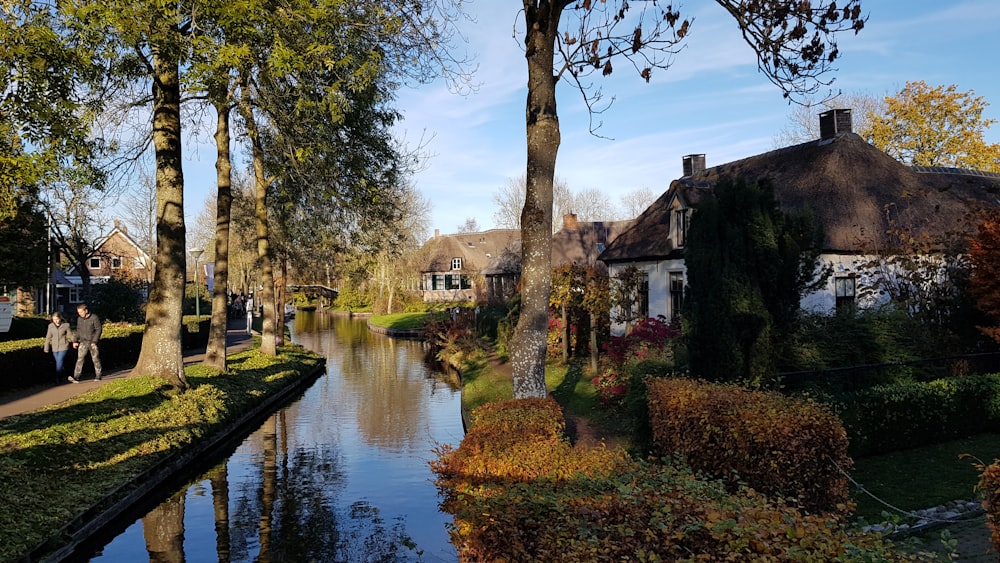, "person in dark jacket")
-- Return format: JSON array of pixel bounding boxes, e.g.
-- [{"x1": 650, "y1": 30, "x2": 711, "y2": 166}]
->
[
  {"x1": 71, "y1": 303, "x2": 103, "y2": 383},
  {"x1": 43, "y1": 312, "x2": 72, "y2": 383}
]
